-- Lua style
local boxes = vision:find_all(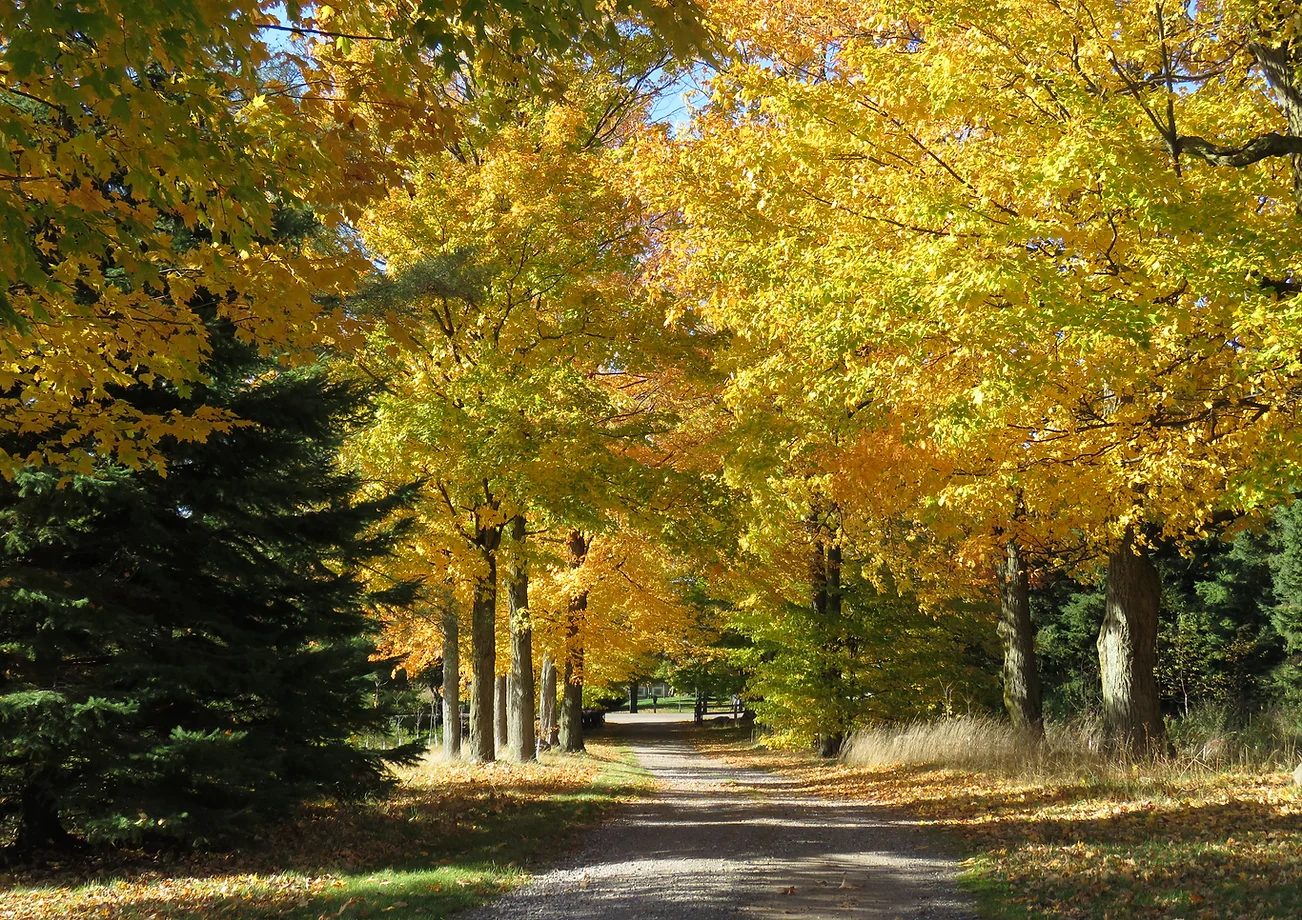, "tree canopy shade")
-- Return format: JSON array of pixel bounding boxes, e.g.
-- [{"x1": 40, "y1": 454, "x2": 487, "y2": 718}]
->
[
  {"x1": 0, "y1": 327, "x2": 419, "y2": 854},
  {"x1": 0, "y1": 0, "x2": 707, "y2": 478}
]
